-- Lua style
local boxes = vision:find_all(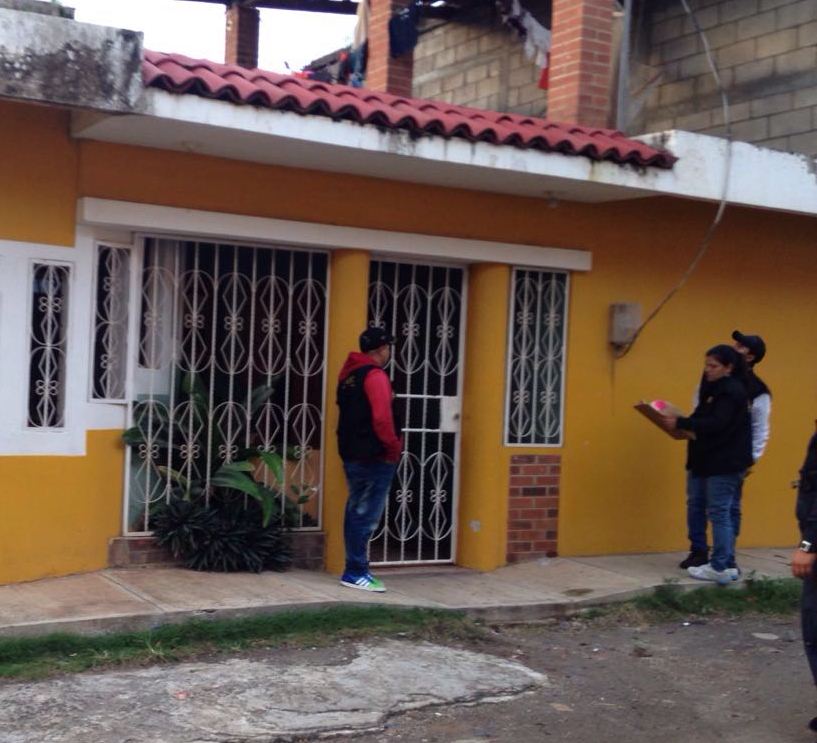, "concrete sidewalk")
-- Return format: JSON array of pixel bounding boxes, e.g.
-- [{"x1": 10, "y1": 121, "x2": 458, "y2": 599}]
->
[{"x1": 0, "y1": 548, "x2": 793, "y2": 637}]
